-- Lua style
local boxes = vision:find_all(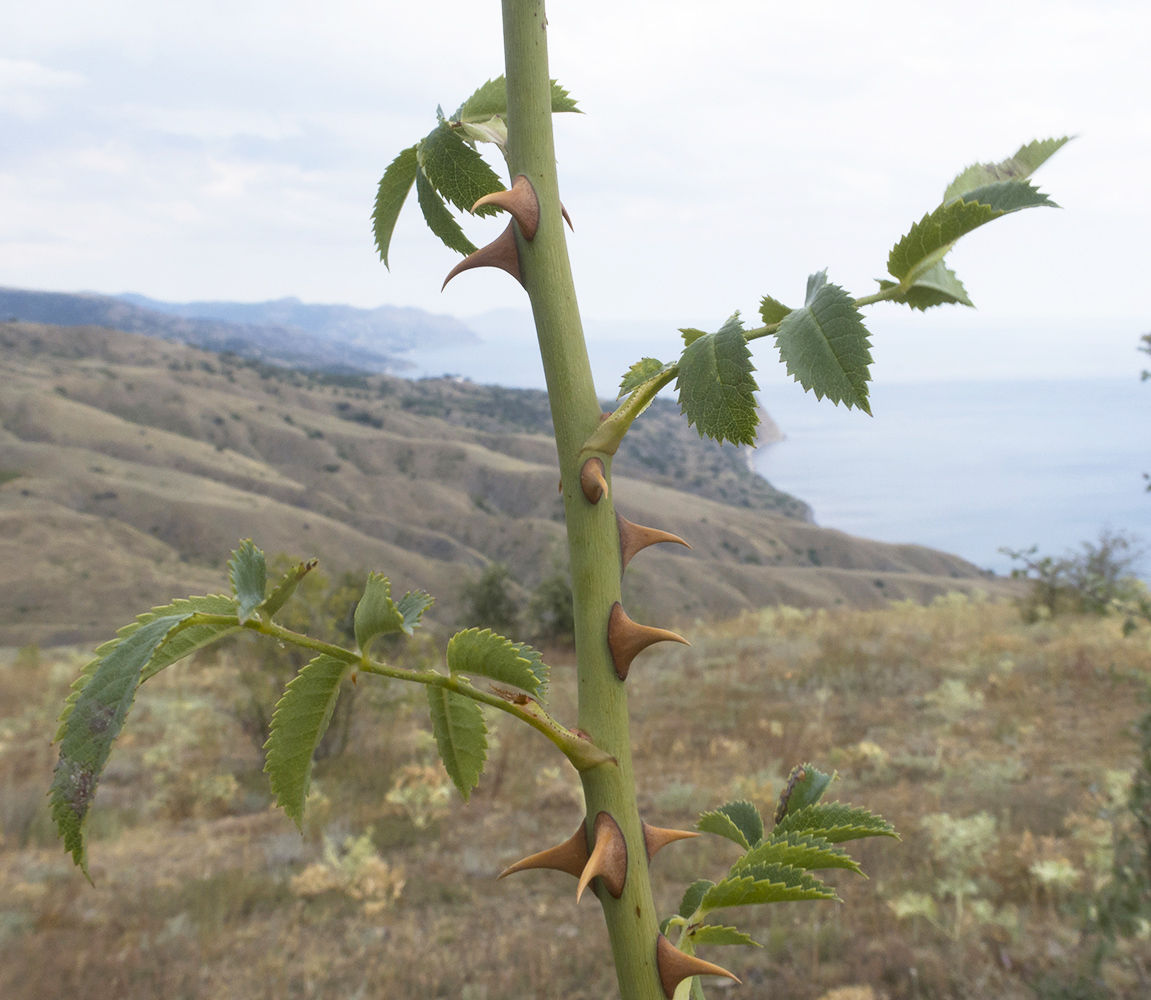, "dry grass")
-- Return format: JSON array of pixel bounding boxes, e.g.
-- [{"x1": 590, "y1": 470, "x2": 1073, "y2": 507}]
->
[{"x1": 2, "y1": 594, "x2": 1149, "y2": 999}]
